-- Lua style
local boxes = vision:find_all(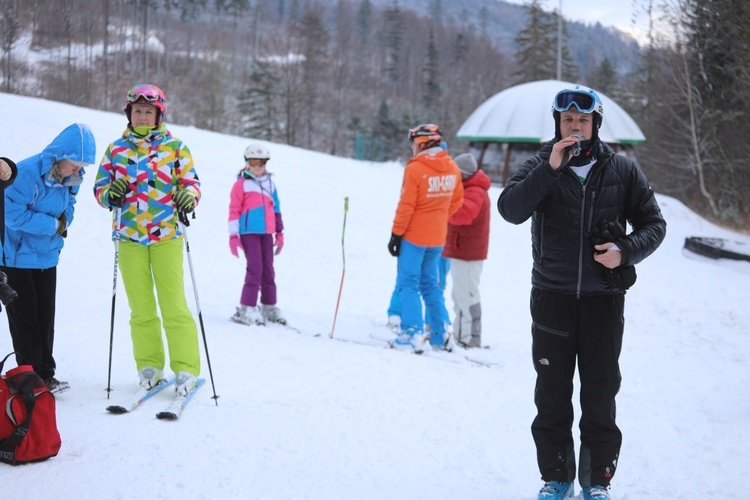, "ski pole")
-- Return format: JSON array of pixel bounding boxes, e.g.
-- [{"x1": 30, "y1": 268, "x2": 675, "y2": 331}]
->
[
  {"x1": 105, "y1": 208, "x2": 121, "y2": 399},
  {"x1": 330, "y1": 197, "x2": 349, "y2": 339},
  {"x1": 179, "y1": 211, "x2": 219, "y2": 405}
]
